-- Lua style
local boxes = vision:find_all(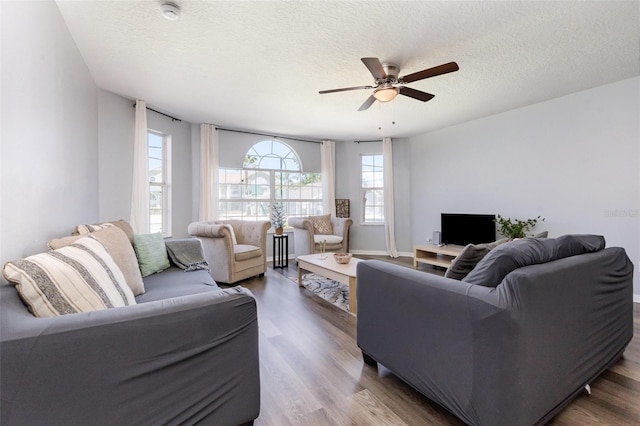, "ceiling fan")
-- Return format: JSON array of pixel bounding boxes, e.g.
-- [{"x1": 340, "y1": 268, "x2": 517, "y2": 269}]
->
[{"x1": 319, "y1": 58, "x2": 459, "y2": 111}]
